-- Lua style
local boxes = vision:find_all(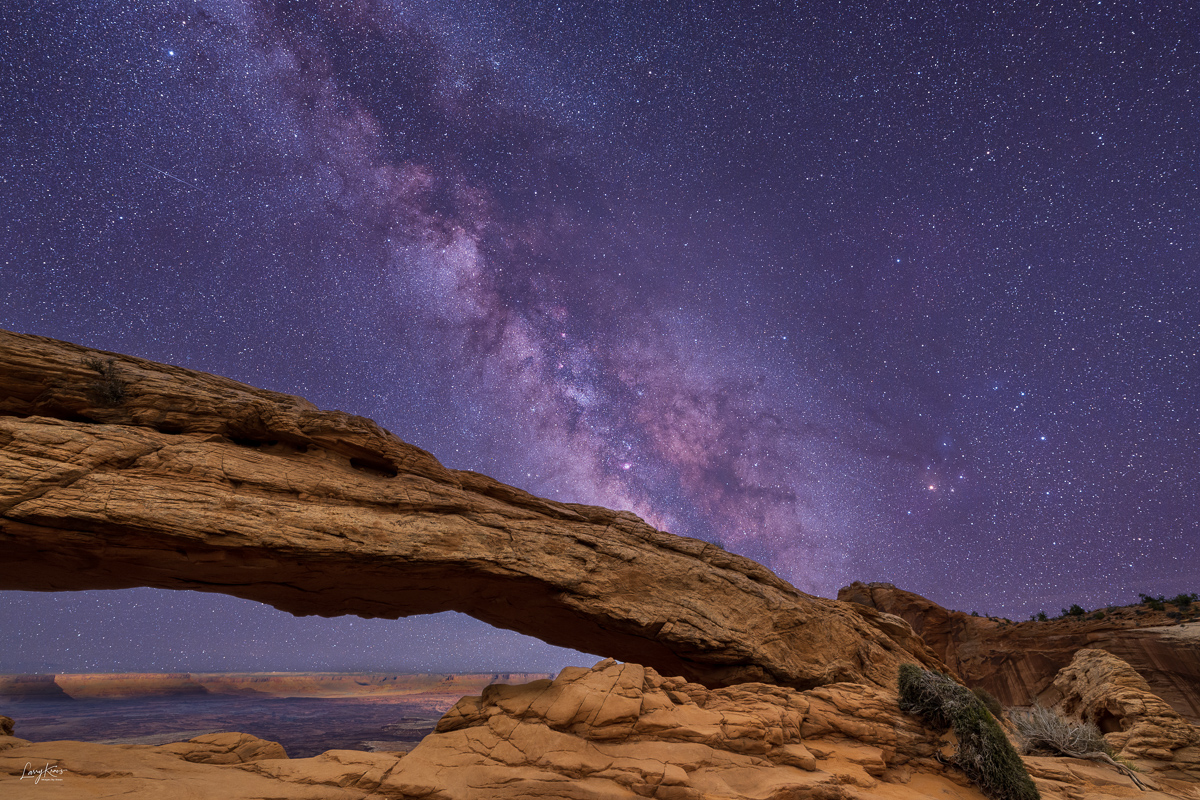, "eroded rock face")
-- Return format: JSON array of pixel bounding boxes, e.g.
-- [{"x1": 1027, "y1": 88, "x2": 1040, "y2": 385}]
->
[
  {"x1": 1044, "y1": 649, "x2": 1200, "y2": 764},
  {"x1": 839, "y1": 582, "x2": 1200, "y2": 723},
  {"x1": 0, "y1": 329, "x2": 945, "y2": 691}
]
